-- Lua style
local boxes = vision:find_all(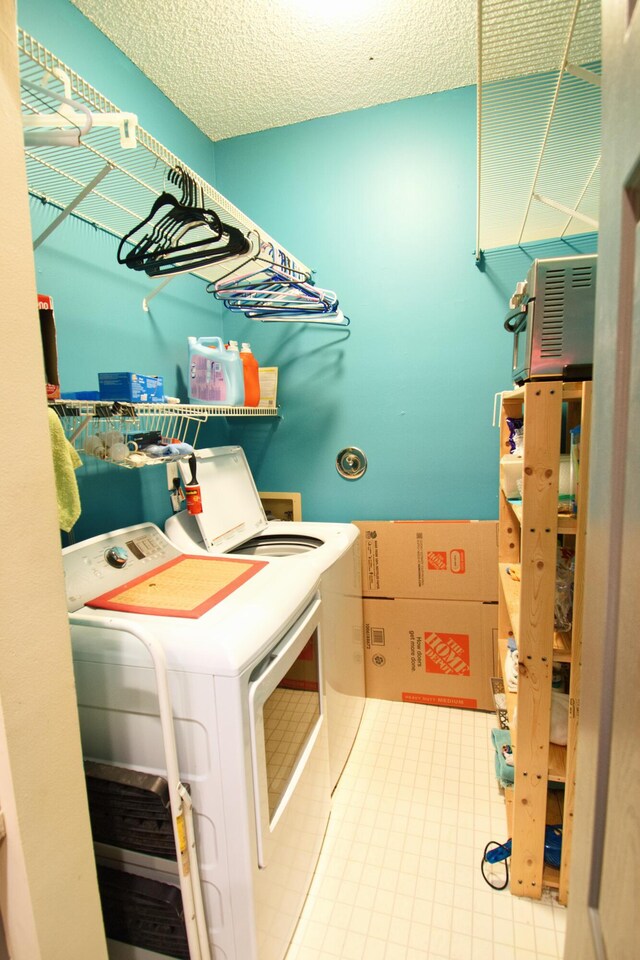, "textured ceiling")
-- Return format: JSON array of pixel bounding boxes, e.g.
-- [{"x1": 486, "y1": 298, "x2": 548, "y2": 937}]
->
[{"x1": 70, "y1": 0, "x2": 478, "y2": 141}]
